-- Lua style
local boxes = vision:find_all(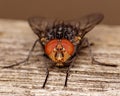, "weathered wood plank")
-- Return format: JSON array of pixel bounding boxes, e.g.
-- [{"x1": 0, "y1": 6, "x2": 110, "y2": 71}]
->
[{"x1": 0, "y1": 19, "x2": 120, "y2": 96}]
